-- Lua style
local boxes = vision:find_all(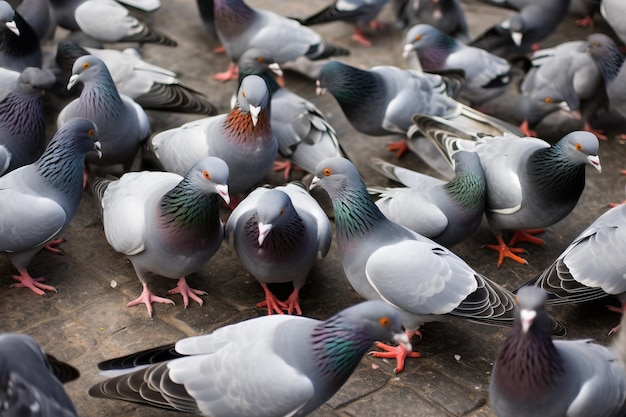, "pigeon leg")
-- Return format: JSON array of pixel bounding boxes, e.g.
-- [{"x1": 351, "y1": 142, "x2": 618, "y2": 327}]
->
[
  {"x1": 213, "y1": 62, "x2": 239, "y2": 82},
  {"x1": 256, "y1": 283, "x2": 288, "y2": 315},
  {"x1": 273, "y1": 160, "x2": 303, "y2": 181},
  {"x1": 583, "y1": 122, "x2": 607, "y2": 141},
  {"x1": 508, "y1": 229, "x2": 545, "y2": 246},
  {"x1": 607, "y1": 303, "x2": 626, "y2": 334},
  {"x1": 43, "y1": 238, "x2": 65, "y2": 255},
  {"x1": 484, "y1": 234, "x2": 528, "y2": 267},
  {"x1": 282, "y1": 288, "x2": 302, "y2": 315},
  {"x1": 167, "y1": 277, "x2": 206, "y2": 308},
  {"x1": 10, "y1": 270, "x2": 57, "y2": 296},
  {"x1": 127, "y1": 282, "x2": 175, "y2": 317},
  {"x1": 351, "y1": 27, "x2": 372, "y2": 47},
  {"x1": 370, "y1": 330, "x2": 421, "y2": 373},
  {"x1": 387, "y1": 139, "x2": 409, "y2": 158},
  {"x1": 575, "y1": 15, "x2": 595, "y2": 28}
]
